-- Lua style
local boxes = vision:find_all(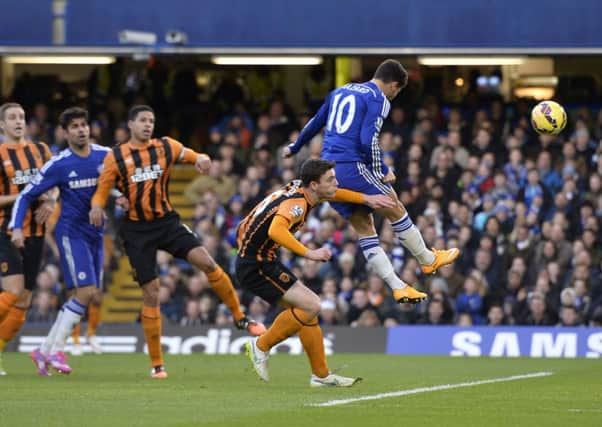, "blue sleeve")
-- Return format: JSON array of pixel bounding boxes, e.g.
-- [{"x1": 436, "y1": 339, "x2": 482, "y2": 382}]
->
[
  {"x1": 360, "y1": 98, "x2": 389, "y2": 180},
  {"x1": 288, "y1": 93, "x2": 331, "y2": 154},
  {"x1": 9, "y1": 161, "x2": 61, "y2": 230}
]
